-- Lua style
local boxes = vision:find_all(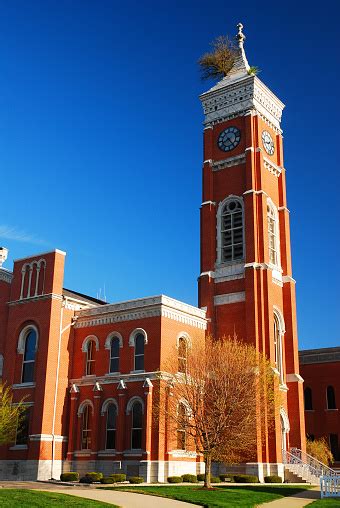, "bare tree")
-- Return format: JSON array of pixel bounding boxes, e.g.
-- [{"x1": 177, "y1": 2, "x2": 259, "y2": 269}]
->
[
  {"x1": 198, "y1": 36, "x2": 237, "y2": 81},
  {"x1": 307, "y1": 437, "x2": 333, "y2": 465},
  {"x1": 0, "y1": 383, "x2": 26, "y2": 445},
  {"x1": 160, "y1": 337, "x2": 278, "y2": 489}
]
